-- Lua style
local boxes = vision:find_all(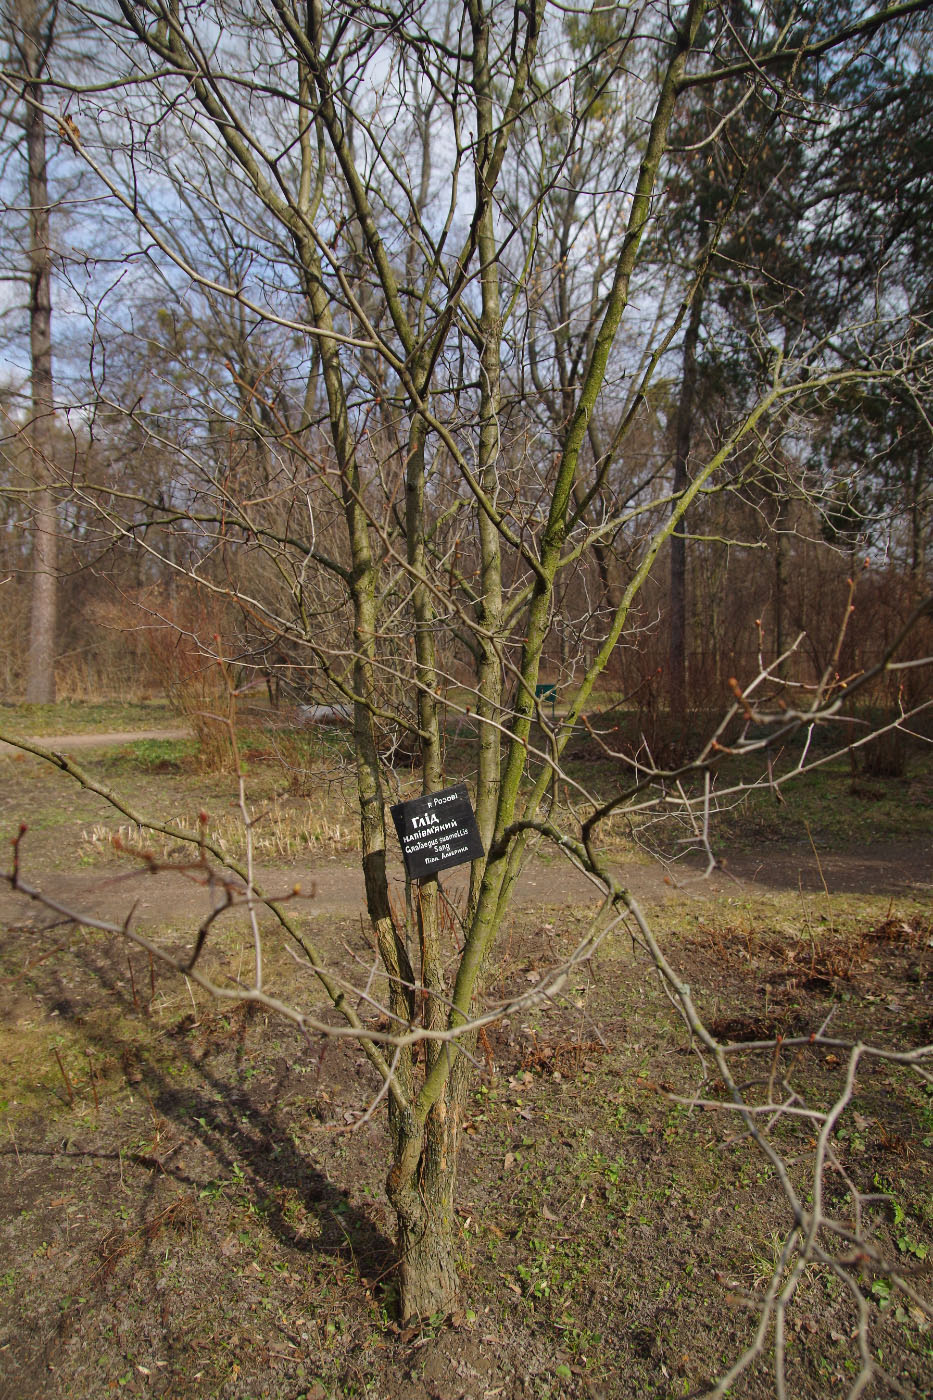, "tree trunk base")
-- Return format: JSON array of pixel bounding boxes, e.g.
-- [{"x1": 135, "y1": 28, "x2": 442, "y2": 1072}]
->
[{"x1": 397, "y1": 1213, "x2": 459, "y2": 1321}]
